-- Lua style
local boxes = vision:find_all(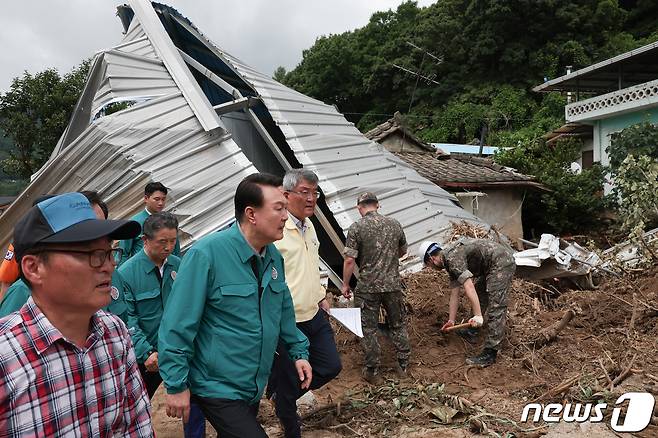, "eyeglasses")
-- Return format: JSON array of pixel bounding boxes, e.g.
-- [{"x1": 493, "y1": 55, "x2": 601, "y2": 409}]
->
[
  {"x1": 151, "y1": 238, "x2": 177, "y2": 247},
  {"x1": 288, "y1": 190, "x2": 322, "y2": 200},
  {"x1": 34, "y1": 248, "x2": 123, "y2": 268}
]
